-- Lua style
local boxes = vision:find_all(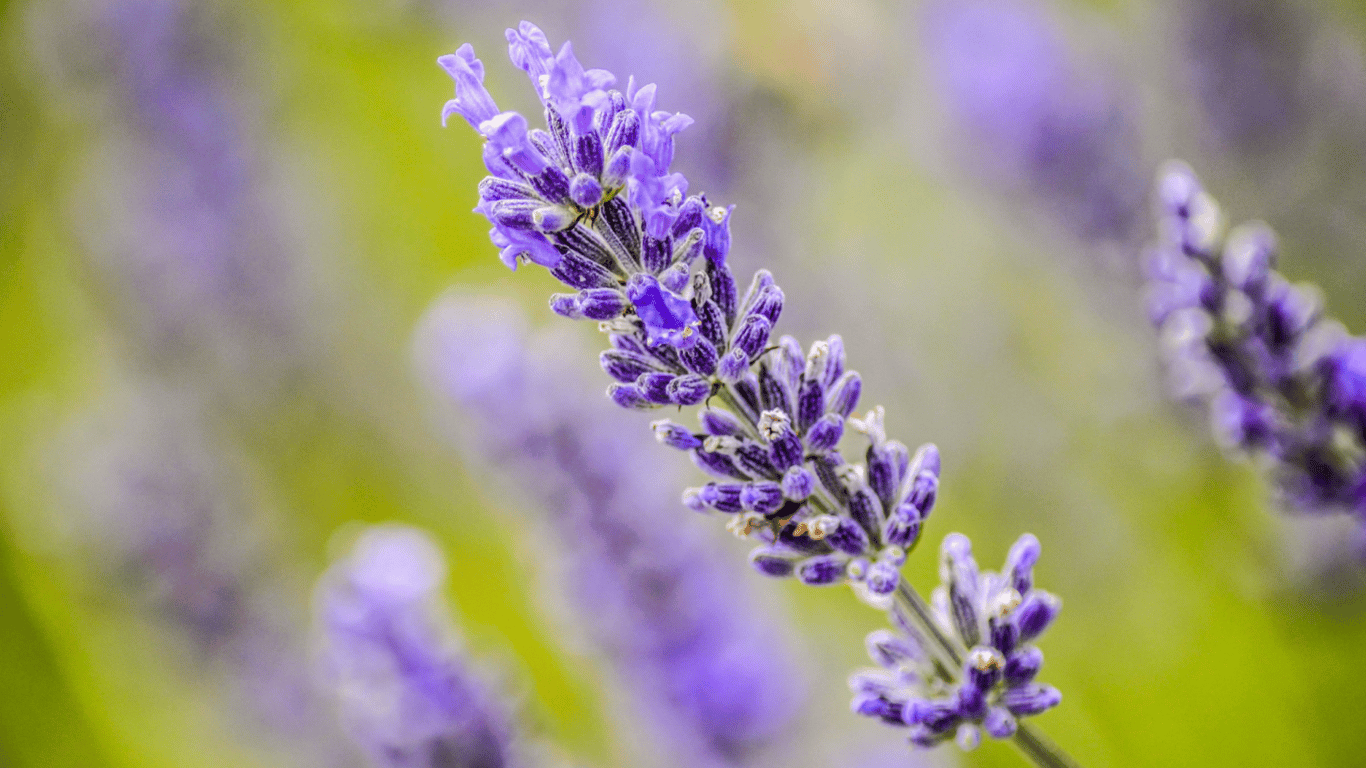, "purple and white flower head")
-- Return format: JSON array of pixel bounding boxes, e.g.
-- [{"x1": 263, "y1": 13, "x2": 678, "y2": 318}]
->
[
  {"x1": 1147, "y1": 161, "x2": 1366, "y2": 547},
  {"x1": 414, "y1": 293, "x2": 805, "y2": 765},
  {"x1": 850, "y1": 534, "x2": 1061, "y2": 750},
  {"x1": 315, "y1": 524, "x2": 517, "y2": 768}
]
